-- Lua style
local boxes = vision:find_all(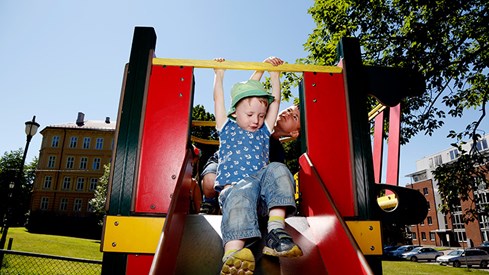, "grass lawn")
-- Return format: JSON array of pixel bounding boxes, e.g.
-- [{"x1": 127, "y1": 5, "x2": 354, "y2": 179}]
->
[
  {"x1": 3, "y1": 227, "x2": 489, "y2": 274},
  {"x1": 383, "y1": 260, "x2": 489, "y2": 274},
  {"x1": 3, "y1": 227, "x2": 102, "y2": 260}
]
